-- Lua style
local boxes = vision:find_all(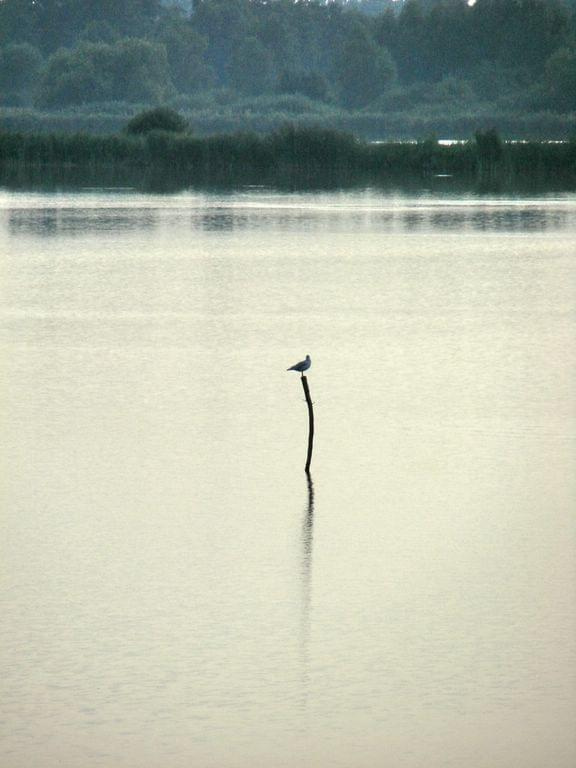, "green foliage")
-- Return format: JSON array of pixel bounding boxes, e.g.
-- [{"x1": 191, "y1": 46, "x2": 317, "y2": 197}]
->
[
  {"x1": 0, "y1": 43, "x2": 44, "y2": 105},
  {"x1": 268, "y1": 124, "x2": 358, "y2": 167},
  {"x1": 2, "y1": 101, "x2": 576, "y2": 143},
  {"x1": 40, "y1": 39, "x2": 173, "y2": 107},
  {"x1": 373, "y1": 75, "x2": 476, "y2": 114},
  {"x1": 1, "y1": 0, "x2": 576, "y2": 134},
  {"x1": 1, "y1": 124, "x2": 574, "y2": 182},
  {"x1": 475, "y1": 128, "x2": 504, "y2": 169},
  {"x1": 112, "y1": 38, "x2": 174, "y2": 103},
  {"x1": 0, "y1": 0, "x2": 40, "y2": 48},
  {"x1": 155, "y1": 9, "x2": 216, "y2": 94},
  {"x1": 29, "y1": 0, "x2": 164, "y2": 53},
  {"x1": 236, "y1": 94, "x2": 335, "y2": 116},
  {"x1": 78, "y1": 21, "x2": 120, "y2": 45},
  {"x1": 228, "y1": 36, "x2": 274, "y2": 96},
  {"x1": 278, "y1": 70, "x2": 331, "y2": 102},
  {"x1": 430, "y1": 77, "x2": 475, "y2": 107},
  {"x1": 125, "y1": 107, "x2": 189, "y2": 135},
  {"x1": 545, "y1": 46, "x2": 576, "y2": 110},
  {"x1": 193, "y1": 0, "x2": 256, "y2": 84},
  {"x1": 0, "y1": 130, "x2": 145, "y2": 166},
  {"x1": 335, "y1": 28, "x2": 396, "y2": 108},
  {"x1": 385, "y1": 0, "x2": 571, "y2": 83},
  {"x1": 468, "y1": 0, "x2": 571, "y2": 70}
]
